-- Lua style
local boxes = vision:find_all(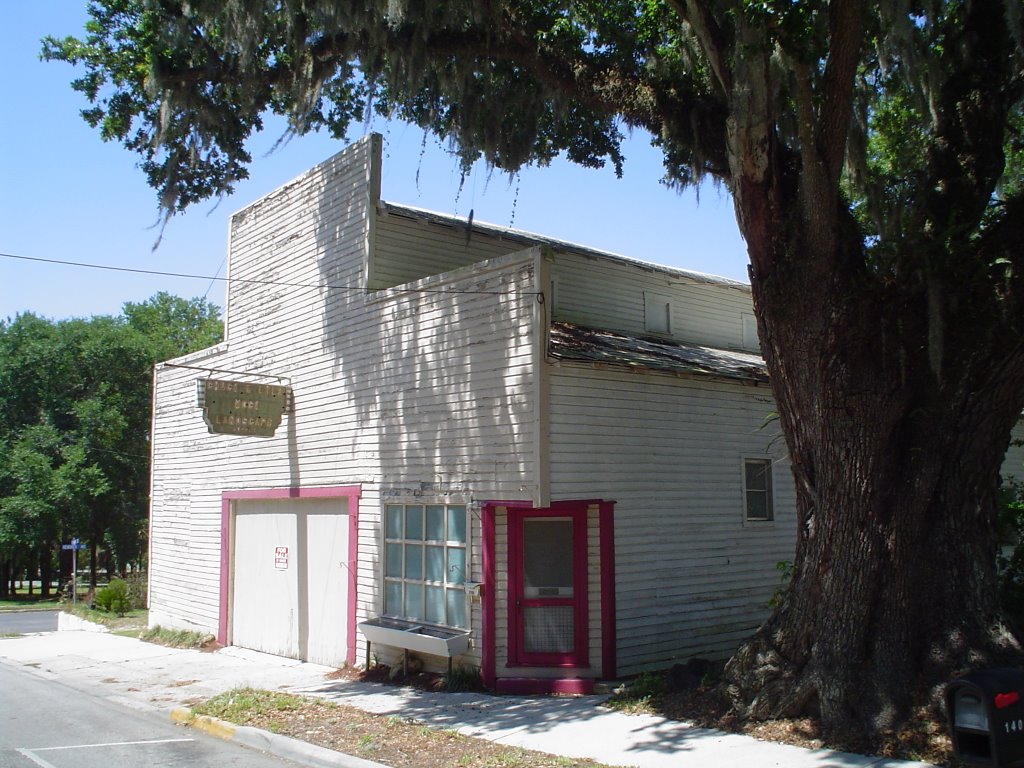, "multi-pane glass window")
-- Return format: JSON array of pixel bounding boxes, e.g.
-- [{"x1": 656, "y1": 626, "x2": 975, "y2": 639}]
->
[
  {"x1": 384, "y1": 504, "x2": 468, "y2": 628},
  {"x1": 743, "y1": 458, "x2": 774, "y2": 521}
]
